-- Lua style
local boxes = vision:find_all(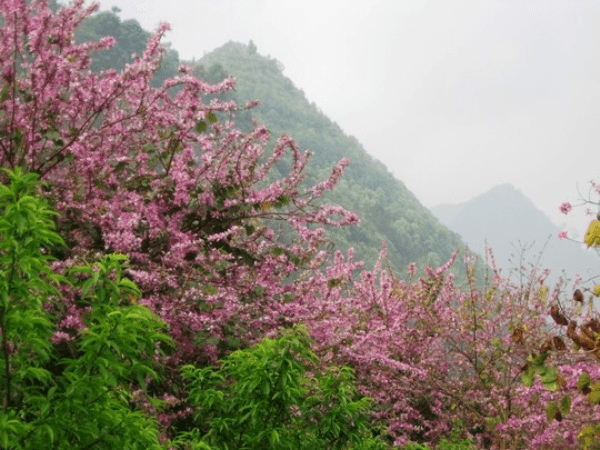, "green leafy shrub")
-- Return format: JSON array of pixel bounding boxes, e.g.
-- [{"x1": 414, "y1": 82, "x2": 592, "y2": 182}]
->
[
  {"x1": 175, "y1": 326, "x2": 388, "y2": 450},
  {"x1": 0, "y1": 168, "x2": 172, "y2": 449}
]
